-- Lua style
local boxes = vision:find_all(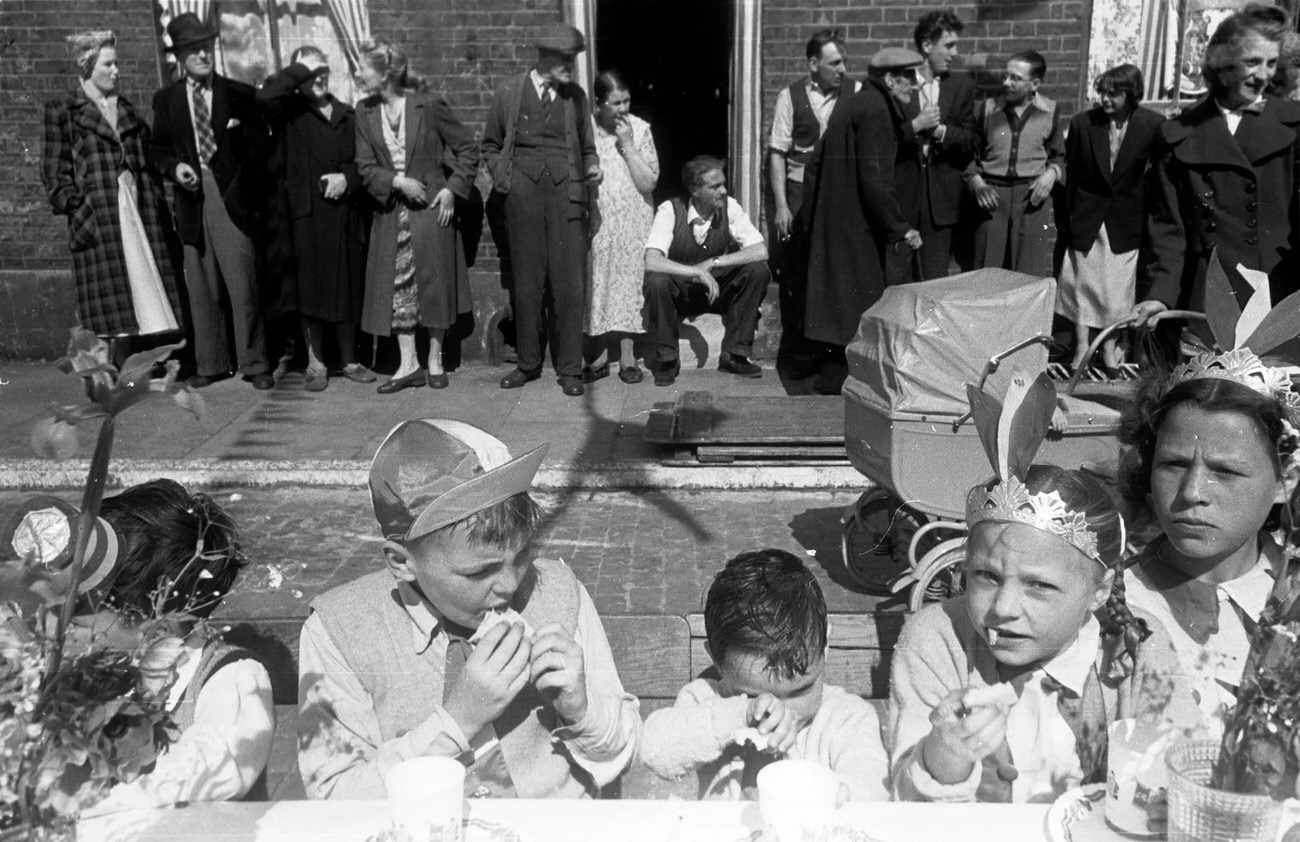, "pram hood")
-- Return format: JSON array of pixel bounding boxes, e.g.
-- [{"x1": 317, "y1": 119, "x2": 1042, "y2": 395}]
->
[{"x1": 845, "y1": 269, "x2": 1057, "y2": 416}]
